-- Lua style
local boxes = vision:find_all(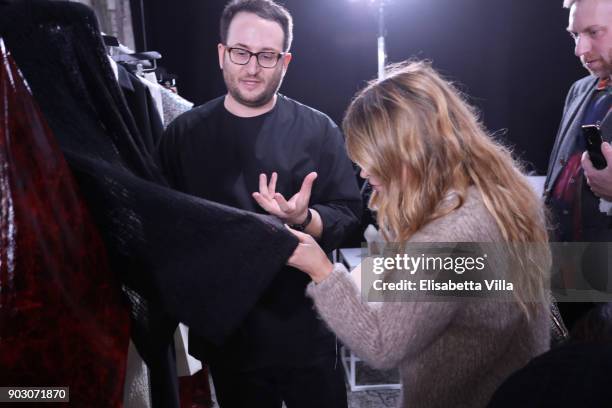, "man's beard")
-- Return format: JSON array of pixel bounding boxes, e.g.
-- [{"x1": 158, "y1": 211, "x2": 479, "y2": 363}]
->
[
  {"x1": 224, "y1": 67, "x2": 284, "y2": 108},
  {"x1": 583, "y1": 50, "x2": 612, "y2": 79}
]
